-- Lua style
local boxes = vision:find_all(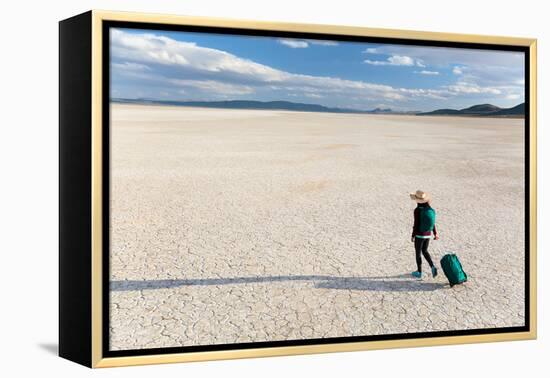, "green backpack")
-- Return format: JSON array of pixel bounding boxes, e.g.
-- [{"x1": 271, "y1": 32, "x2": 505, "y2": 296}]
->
[{"x1": 417, "y1": 206, "x2": 436, "y2": 233}]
